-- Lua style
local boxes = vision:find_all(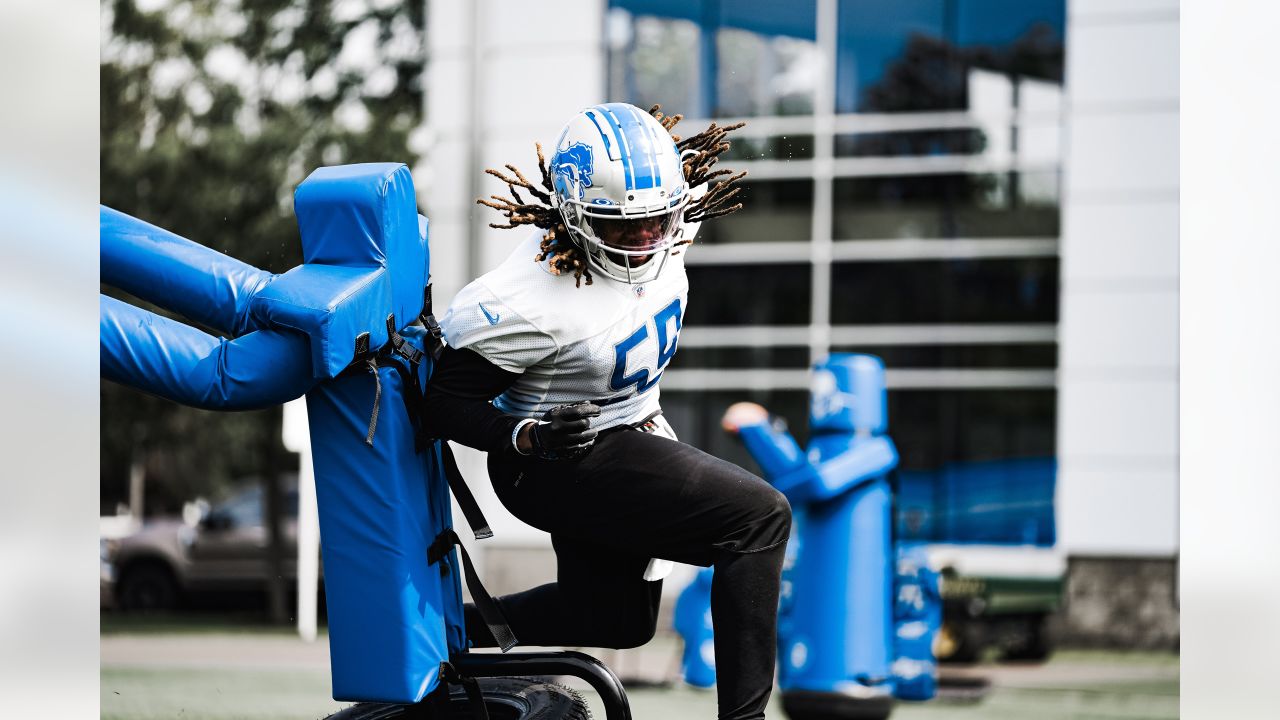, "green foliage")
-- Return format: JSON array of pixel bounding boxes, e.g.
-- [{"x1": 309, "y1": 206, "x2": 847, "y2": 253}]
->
[{"x1": 100, "y1": 0, "x2": 424, "y2": 514}]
